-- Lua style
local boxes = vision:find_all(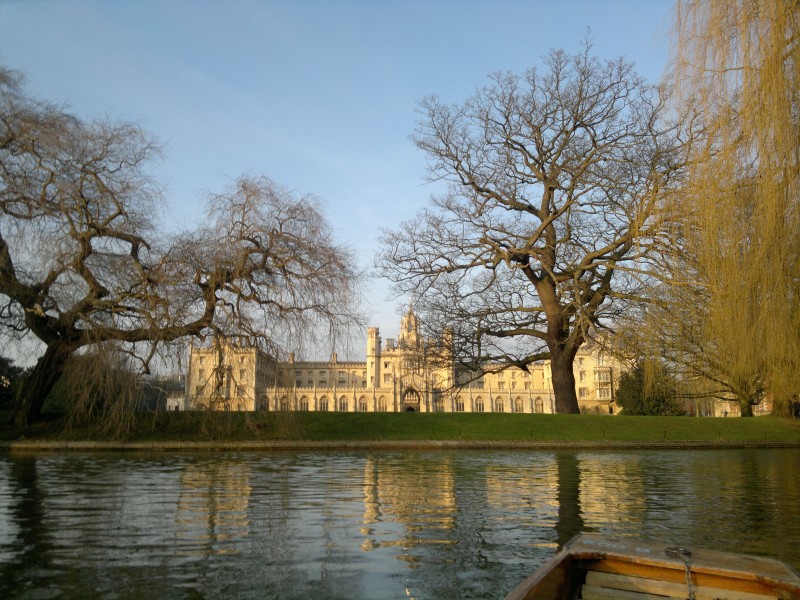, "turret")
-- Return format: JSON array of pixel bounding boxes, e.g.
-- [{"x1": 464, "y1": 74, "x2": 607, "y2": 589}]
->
[{"x1": 367, "y1": 327, "x2": 381, "y2": 388}]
